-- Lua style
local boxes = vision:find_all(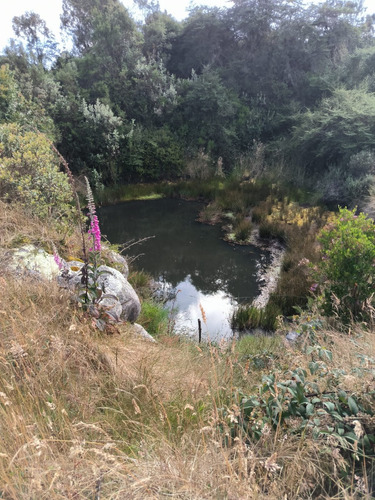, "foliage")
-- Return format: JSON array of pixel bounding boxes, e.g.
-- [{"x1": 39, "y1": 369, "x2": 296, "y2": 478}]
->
[
  {"x1": 316, "y1": 207, "x2": 375, "y2": 322},
  {"x1": 234, "y1": 218, "x2": 252, "y2": 242},
  {"x1": 291, "y1": 88, "x2": 375, "y2": 173},
  {"x1": 236, "y1": 366, "x2": 375, "y2": 460},
  {"x1": 123, "y1": 125, "x2": 183, "y2": 182},
  {"x1": 12, "y1": 11, "x2": 57, "y2": 66},
  {"x1": 225, "y1": 319, "x2": 375, "y2": 470},
  {"x1": 316, "y1": 163, "x2": 374, "y2": 207},
  {"x1": 0, "y1": 124, "x2": 74, "y2": 228},
  {"x1": 0, "y1": 64, "x2": 56, "y2": 135}
]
